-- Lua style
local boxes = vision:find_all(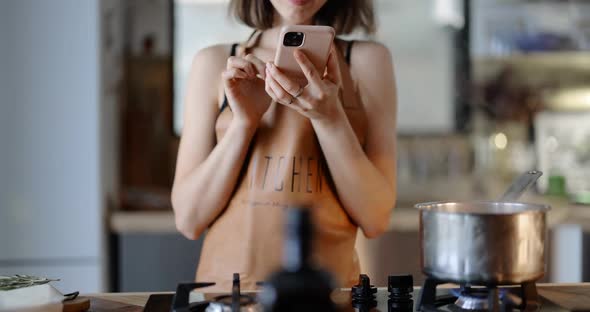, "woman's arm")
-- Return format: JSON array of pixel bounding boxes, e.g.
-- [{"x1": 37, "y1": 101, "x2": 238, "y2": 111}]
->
[
  {"x1": 265, "y1": 43, "x2": 397, "y2": 238},
  {"x1": 312, "y1": 42, "x2": 396, "y2": 238},
  {"x1": 171, "y1": 45, "x2": 266, "y2": 240}
]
